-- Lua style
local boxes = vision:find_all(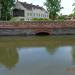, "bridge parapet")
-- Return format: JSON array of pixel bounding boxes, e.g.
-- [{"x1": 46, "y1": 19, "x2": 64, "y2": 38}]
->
[
  {"x1": 0, "y1": 21, "x2": 75, "y2": 35},
  {"x1": 0, "y1": 21, "x2": 75, "y2": 29}
]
